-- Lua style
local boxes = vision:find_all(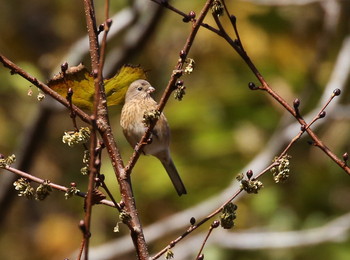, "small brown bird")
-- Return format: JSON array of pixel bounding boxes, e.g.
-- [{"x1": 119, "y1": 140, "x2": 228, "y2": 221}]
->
[{"x1": 120, "y1": 79, "x2": 187, "y2": 196}]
